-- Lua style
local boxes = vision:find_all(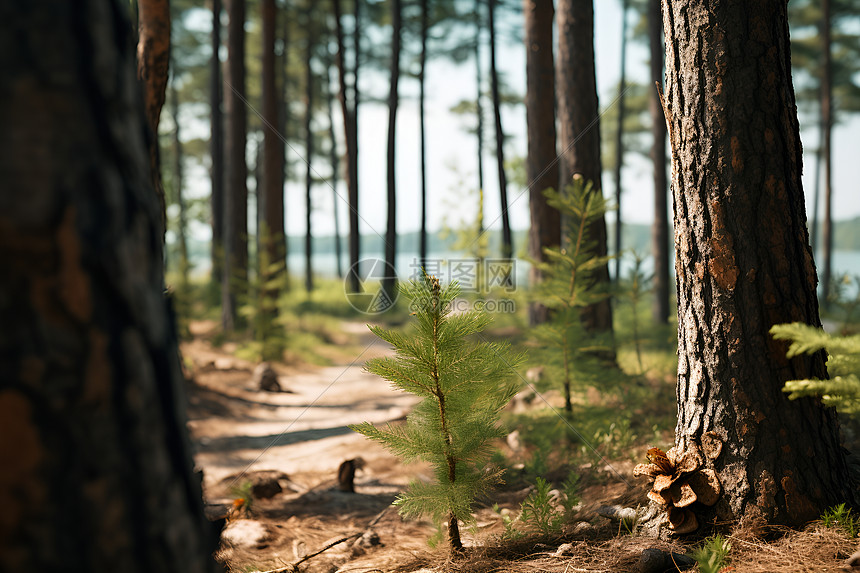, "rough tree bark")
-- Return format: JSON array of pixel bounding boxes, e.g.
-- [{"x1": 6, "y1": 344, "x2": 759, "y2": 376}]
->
[
  {"x1": 383, "y1": 0, "x2": 402, "y2": 300},
  {"x1": 556, "y1": 0, "x2": 613, "y2": 336},
  {"x1": 210, "y1": 0, "x2": 225, "y2": 288},
  {"x1": 488, "y1": 0, "x2": 513, "y2": 264},
  {"x1": 262, "y1": 0, "x2": 285, "y2": 305},
  {"x1": 223, "y1": 0, "x2": 248, "y2": 331},
  {"x1": 137, "y1": 0, "x2": 171, "y2": 230},
  {"x1": 663, "y1": 0, "x2": 857, "y2": 528},
  {"x1": 524, "y1": 0, "x2": 560, "y2": 326},
  {"x1": 0, "y1": 1, "x2": 217, "y2": 570},
  {"x1": 649, "y1": 0, "x2": 670, "y2": 325}
]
